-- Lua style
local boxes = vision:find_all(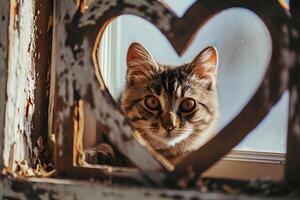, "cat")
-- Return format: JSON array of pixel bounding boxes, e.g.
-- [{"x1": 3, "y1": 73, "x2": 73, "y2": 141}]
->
[
  {"x1": 120, "y1": 42, "x2": 219, "y2": 158},
  {"x1": 84, "y1": 42, "x2": 219, "y2": 164}
]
